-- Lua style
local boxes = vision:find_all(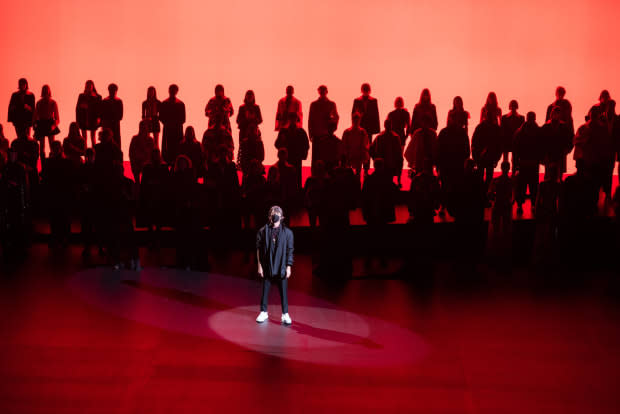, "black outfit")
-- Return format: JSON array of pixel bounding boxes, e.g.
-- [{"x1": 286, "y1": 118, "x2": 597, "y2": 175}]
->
[
  {"x1": 437, "y1": 124, "x2": 470, "y2": 209},
  {"x1": 540, "y1": 120, "x2": 573, "y2": 178},
  {"x1": 500, "y1": 113, "x2": 525, "y2": 166},
  {"x1": 8, "y1": 91, "x2": 35, "y2": 138},
  {"x1": 257, "y1": 224, "x2": 294, "y2": 313},
  {"x1": 513, "y1": 121, "x2": 542, "y2": 205},
  {"x1": 159, "y1": 98, "x2": 186, "y2": 164},
  {"x1": 100, "y1": 97, "x2": 124, "y2": 148},
  {"x1": 275, "y1": 126, "x2": 310, "y2": 190},
  {"x1": 472, "y1": 121, "x2": 503, "y2": 189},
  {"x1": 76, "y1": 93, "x2": 102, "y2": 131}
]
